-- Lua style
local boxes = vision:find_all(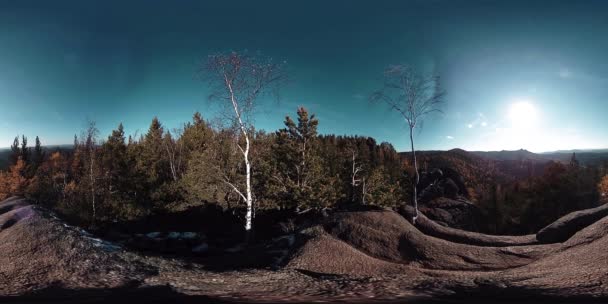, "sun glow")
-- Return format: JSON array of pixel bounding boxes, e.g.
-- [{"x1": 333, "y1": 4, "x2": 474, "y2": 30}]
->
[
  {"x1": 490, "y1": 99, "x2": 544, "y2": 151},
  {"x1": 508, "y1": 101, "x2": 537, "y2": 128}
]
